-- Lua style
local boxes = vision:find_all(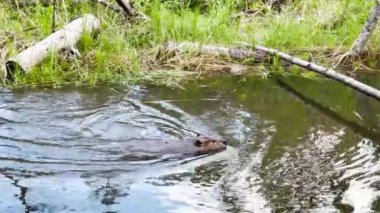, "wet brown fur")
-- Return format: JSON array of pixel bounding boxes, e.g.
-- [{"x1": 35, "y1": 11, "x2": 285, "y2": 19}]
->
[{"x1": 119, "y1": 135, "x2": 227, "y2": 161}]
